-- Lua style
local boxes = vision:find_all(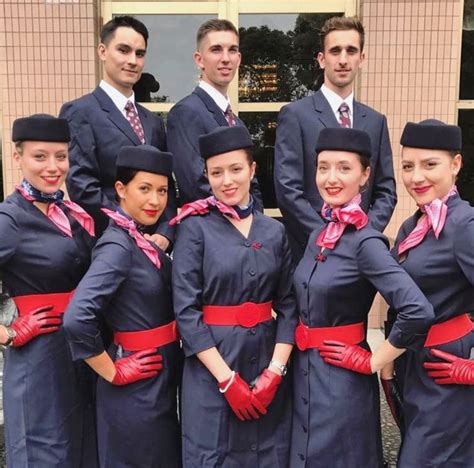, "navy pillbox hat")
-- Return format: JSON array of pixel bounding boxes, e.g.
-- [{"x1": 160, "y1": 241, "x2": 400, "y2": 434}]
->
[
  {"x1": 199, "y1": 126, "x2": 253, "y2": 160},
  {"x1": 315, "y1": 128, "x2": 372, "y2": 159},
  {"x1": 12, "y1": 114, "x2": 70, "y2": 143},
  {"x1": 116, "y1": 145, "x2": 173, "y2": 177},
  {"x1": 400, "y1": 119, "x2": 462, "y2": 151}
]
